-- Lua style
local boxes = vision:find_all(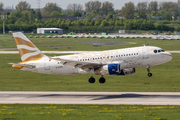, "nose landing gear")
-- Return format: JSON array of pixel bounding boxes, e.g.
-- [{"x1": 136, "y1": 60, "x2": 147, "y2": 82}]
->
[{"x1": 147, "y1": 66, "x2": 152, "y2": 77}]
